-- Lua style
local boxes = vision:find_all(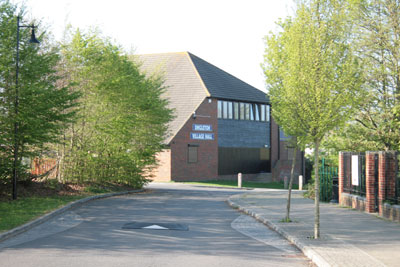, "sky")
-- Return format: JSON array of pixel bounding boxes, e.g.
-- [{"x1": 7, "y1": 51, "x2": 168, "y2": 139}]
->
[{"x1": 17, "y1": 0, "x2": 294, "y2": 91}]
